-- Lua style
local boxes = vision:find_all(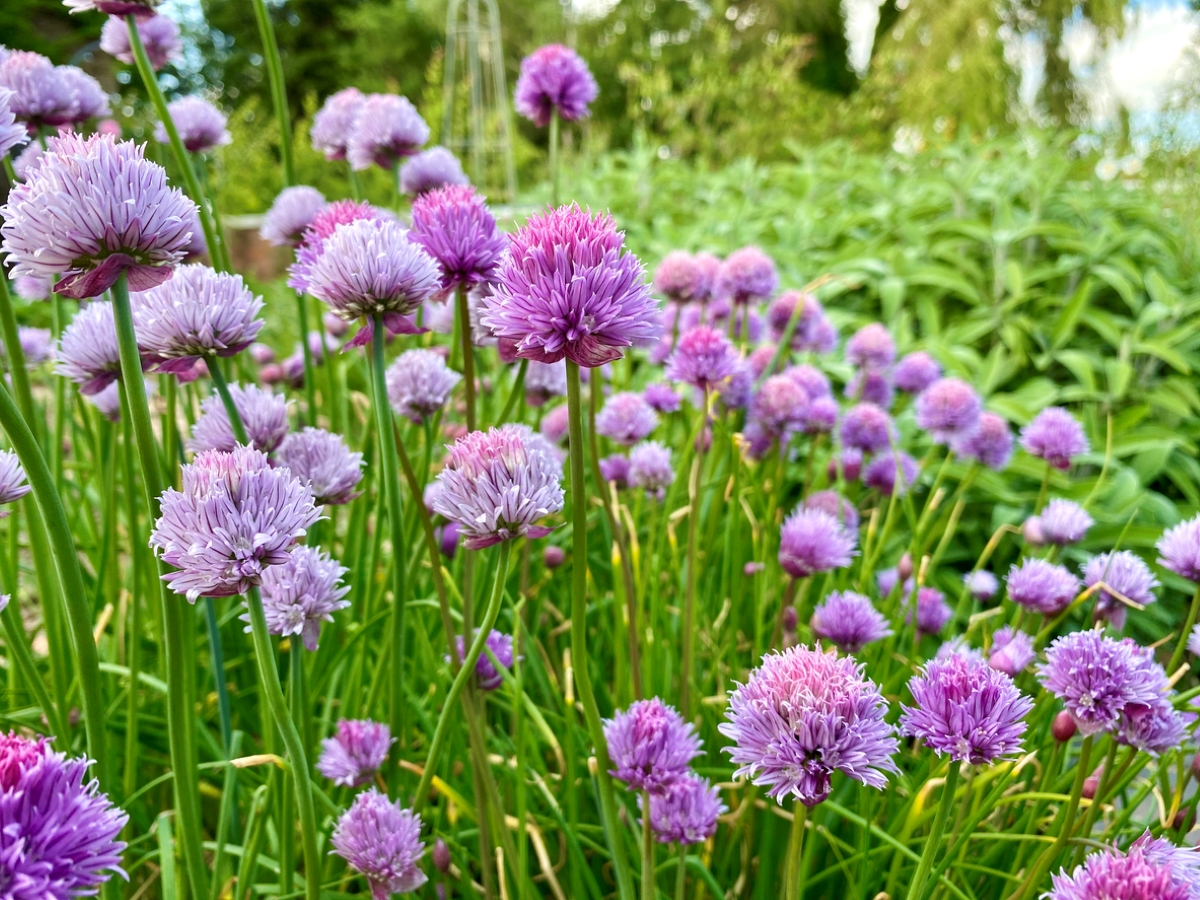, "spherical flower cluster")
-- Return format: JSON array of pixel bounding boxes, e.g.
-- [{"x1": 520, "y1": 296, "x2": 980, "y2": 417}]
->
[
  {"x1": 540, "y1": 404, "x2": 570, "y2": 444},
  {"x1": 58, "y1": 66, "x2": 111, "y2": 123},
  {"x1": 0, "y1": 451, "x2": 31, "y2": 514},
  {"x1": 310, "y1": 87, "x2": 364, "y2": 161},
  {"x1": 988, "y1": 626, "x2": 1035, "y2": 677},
  {"x1": 952, "y1": 411, "x2": 1013, "y2": 470},
  {"x1": 317, "y1": 719, "x2": 394, "y2": 787},
  {"x1": 100, "y1": 14, "x2": 181, "y2": 70},
  {"x1": 863, "y1": 451, "x2": 919, "y2": 496},
  {"x1": 188, "y1": 384, "x2": 289, "y2": 454},
  {"x1": 1039, "y1": 498, "x2": 1093, "y2": 546},
  {"x1": 0, "y1": 51, "x2": 75, "y2": 129},
  {"x1": 720, "y1": 645, "x2": 899, "y2": 806},
  {"x1": 251, "y1": 545, "x2": 350, "y2": 651},
  {"x1": 155, "y1": 95, "x2": 230, "y2": 154},
  {"x1": 643, "y1": 382, "x2": 681, "y2": 414},
  {"x1": 1, "y1": 132, "x2": 196, "y2": 299},
  {"x1": 432, "y1": 424, "x2": 564, "y2": 549},
  {"x1": 55, "y1": 300, "x2": 120, "y2": 394},
  {"x1": 643, "y1": 775, "x2": 726, "y2": 845},
  {"x1": 654, "y1": 251, "x2": 710, "y2": 304},
  {"x1": 802, "y1": 489, "x2": 859, "y2": 530},
  {"x1": 963, "y1": 570, "x2": 999, "y2": 601},
  {"x1": 524, "y1": 360, "x2": 567, "y2": 406},
  {"x1": 914, "y1": 377, "x2": 982, "y2": 443},
  {"x1": 810, "y1": 591, "x2": 891, "y2": 653},
  {"x1": 1006, "y1": 559, "x2": 1080, "y2": 616},
  {"x1": 894, "y1": 351, "x2": 941, "y2": 393},
  {"x1": 1084, "y1": 550, "x2": 1158, "y2": 630},
  {"x1": 910, "y1": 587, "x2": 951, "y2": 635},
  {"x1": 750, "y1": 375, "x2": 808, "y2": 441},
  {"x1": 1047, "y1": 836, "x2": 1197, "y2": 900},
  {"x1": 666, "y1": 325, "x2": 739, "y2": 391},
  {"x1": 386, "y1": 348, "x2": 462, "y2": 424},
  {"x1": 713, "y1": 247, "x2": 777, "y2": 305},
  {"x1": 276, "y1": 428, "x2": 364, "y2": 506},
  {"x1": 846, "y1": 323, "x2": 896, "y2": 370},
  {"x1": 629, "y1": 440, "x2": 674, "y2": 498},
  {"x1": 399, "y1": 146, "x2": 469, "y2": 196},
  {"x1": 0, "y1": 90, "x2": 28, "y2": 160},
  {"x1": 847, "y1": 369, "x2": 893, "y2": 408},
  {"x1": 347, "y1": 93, "x2": 429, "y2": 171},
  {"x1": 1020, "y1": 406, "x2": 1089, "y2": 469},
  {"x1": 260, "y1": 186, "x2": 326, "y2": 248},
  {"x1": 840, "y1": 403, "x2": 893, "y2": 454},
  {"x1": 482, "y1": 205, "x2": 660, "y2": 367},
  {"x1": 408, "y1": 184, "x2": 508, "y2": 292},
  {"x1": 767, "y1": 291, "x2": 835, "y2": 353},
  {"x1": 599, "y1": 454, "x2": 631, "y2": 488},
  {"x1": 603, "y1": 698, "x2": 701, "y2": 794},
  {"x1": 287, "y1": 199, "x2": 391, "y2": 294},
  {"x1": 778, "y1": 508, "x2": 857, "y2": 579},
  {"x1": 597, "y1": 392, "x2": 659, "y2": 445},
  {"x1": 331, "y1": 789, "x2": 427, "y2": 898},
  {"x1": 1158, "y1": 514, "x2": 1200, "y2": 582},
  {"x1": 12, "y1": 275, "x2": 50, "y2": 304},
  {"x1": 514, "y1": 44, "x2": 598, "y2": 126},
  {"x1": 901, "y1": 652, "x2": 1033, "y2": 764},
  {"x1": 452, "y1": 629, "x2": 515, "y2": 691}
]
